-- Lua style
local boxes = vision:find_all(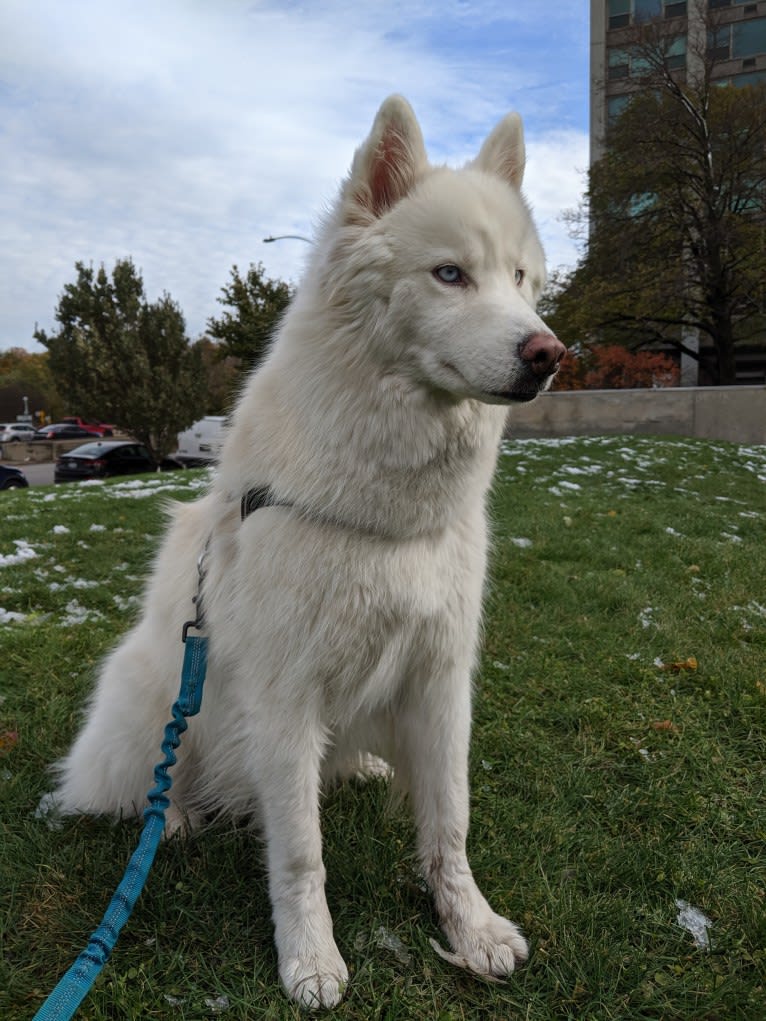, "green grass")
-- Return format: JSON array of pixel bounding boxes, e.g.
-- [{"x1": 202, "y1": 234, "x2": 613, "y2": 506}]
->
[{"x1": 1, "y1": 435, "x2": 765, "y2": 1019}]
